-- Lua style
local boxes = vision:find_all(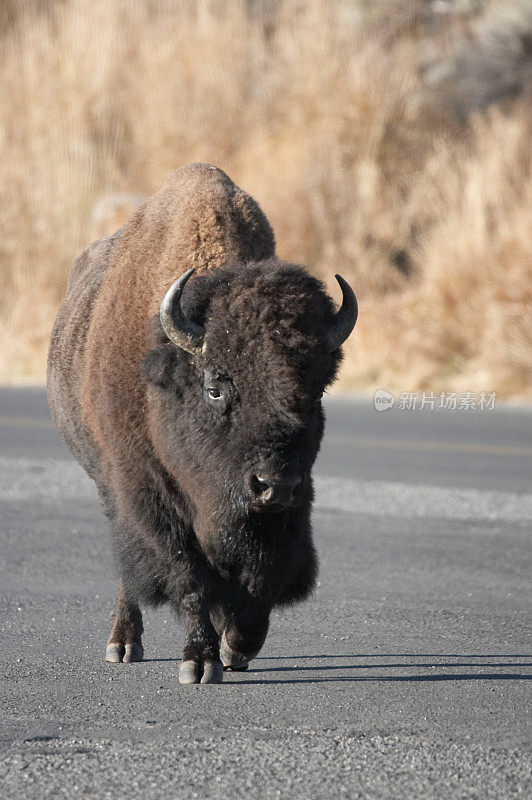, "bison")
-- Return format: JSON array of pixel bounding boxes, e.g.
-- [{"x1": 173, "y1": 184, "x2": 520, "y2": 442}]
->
[{"x1": 47, "y1": 163, "x2": 357, "y2": 684}]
